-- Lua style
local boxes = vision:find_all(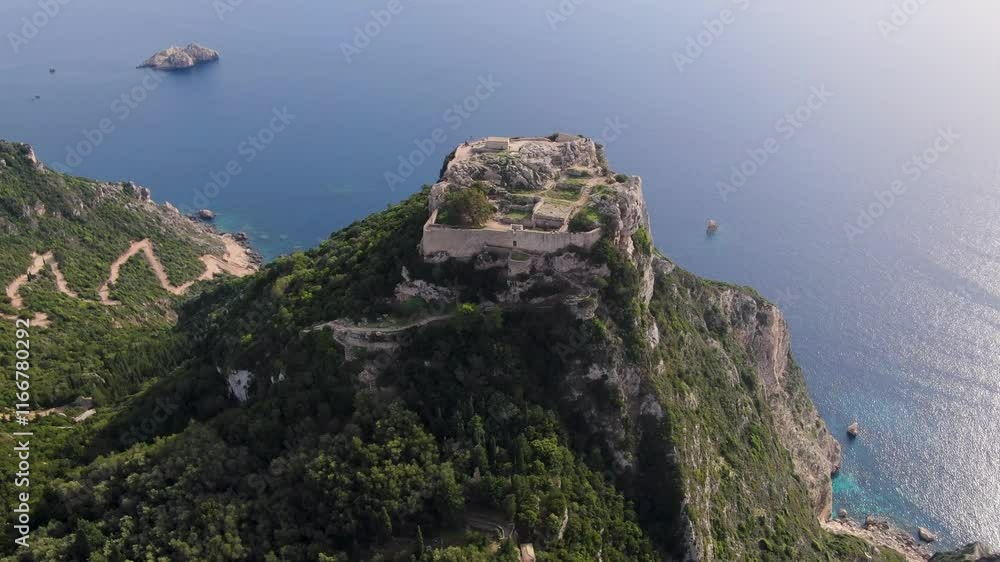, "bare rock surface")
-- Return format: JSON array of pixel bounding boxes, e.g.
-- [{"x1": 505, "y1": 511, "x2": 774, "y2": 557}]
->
[
  {"x1": 823, "y1": 517, "x2": 932, "y2": 562},
  {"x1": 139, "y1": 43, "x2": 219, "y2": 70},
  {"x1": 930, "y1": 542, "x2": 1000, "y2": 561},
  {"x1": 712, "y1": 286, "x2": 842, "y2": 519}
]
